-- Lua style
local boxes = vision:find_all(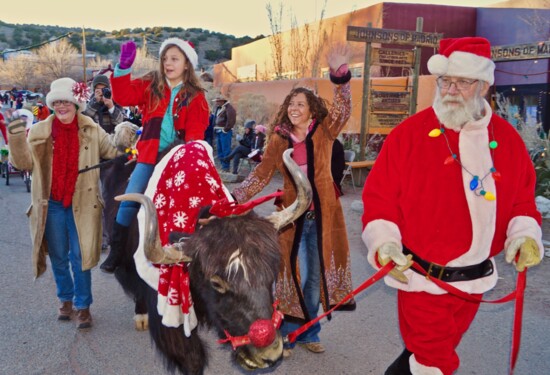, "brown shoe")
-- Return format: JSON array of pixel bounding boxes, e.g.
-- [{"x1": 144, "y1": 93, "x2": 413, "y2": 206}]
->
[
  {"x1": 299, "y1": 342, "x2": 325, "y2": 353},
  {"x1": 76, "y1": 308, "x2": 92, "y2": 329},
  {"x1": 58, "y1": 301, "x2": 74, "y2": 321}
]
